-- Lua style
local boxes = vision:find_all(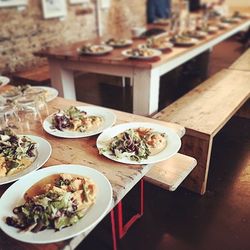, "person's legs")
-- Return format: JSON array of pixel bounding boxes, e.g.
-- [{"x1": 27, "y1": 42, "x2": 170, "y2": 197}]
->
[
  {"x1": 147, "y1": 0, "x2": 156, "y2": 23},
  {"x1": 155, "y1": 0, "x2": 167, "y2": 19}
]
